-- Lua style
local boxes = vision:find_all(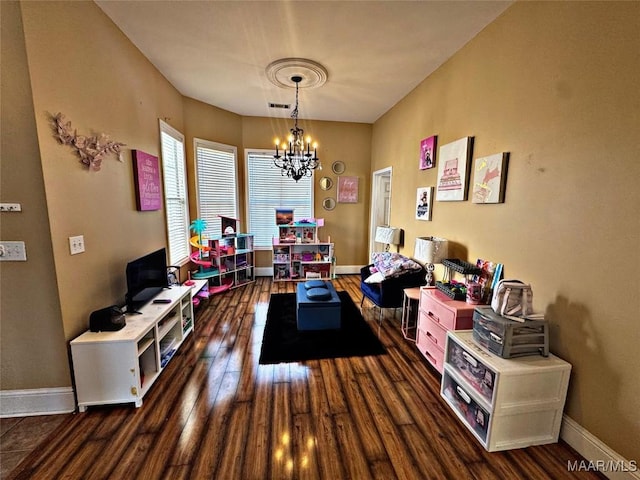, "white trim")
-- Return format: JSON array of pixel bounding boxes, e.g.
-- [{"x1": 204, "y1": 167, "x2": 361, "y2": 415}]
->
[
  {"x1": 244, "y1": 148, "x2": 315, "y2": 249},
  {"x1": 255, "y1": 266, "x2": 273, "y2": 277},
  {"x1": 159, "y1": 119, "x2": 190, "y2": 266},
  {"x1": 193, "y1": 138, "x2": 239, "y2": 237},
  {"x1": 560, "y1": 415, "x2": 639, "y2": 480},
  {"x1": 334, "y1": 265, "x2": 361, "y2": 275},
  {"x1": 256, "y1": 265, "x2": 362, "y2": 278},
  {"x1": 0, "y1": 387, "x2": 75, "y2": 417},
  {"x1": 369, "y1": 167, "x2": 393, "y2": 258}
]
